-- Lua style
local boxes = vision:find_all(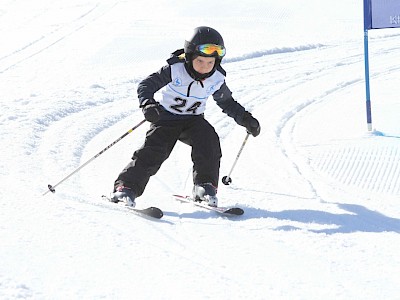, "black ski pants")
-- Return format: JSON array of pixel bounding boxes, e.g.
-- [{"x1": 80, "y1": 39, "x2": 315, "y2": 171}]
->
[{"x1": 114, "y1": 115, "x2": 221, "y2": 197}]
